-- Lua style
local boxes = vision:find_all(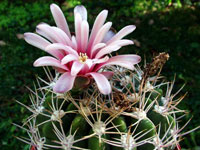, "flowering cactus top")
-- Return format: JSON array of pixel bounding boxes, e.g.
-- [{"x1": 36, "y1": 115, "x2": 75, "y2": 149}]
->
[{"x1": 24, "y1": 4, "x2": 141, "y2": 95}]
